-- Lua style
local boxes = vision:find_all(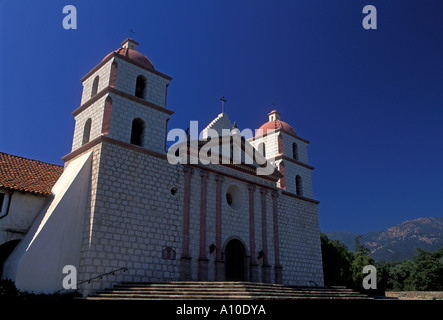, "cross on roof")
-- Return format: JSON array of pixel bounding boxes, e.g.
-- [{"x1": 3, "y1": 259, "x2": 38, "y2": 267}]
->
[
  {"x1": 220, "y1": 96, "x2": 227, "y2": 114},
  {"x1": 128, "y1": 28, "x2": 135, "y2": 38}
]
